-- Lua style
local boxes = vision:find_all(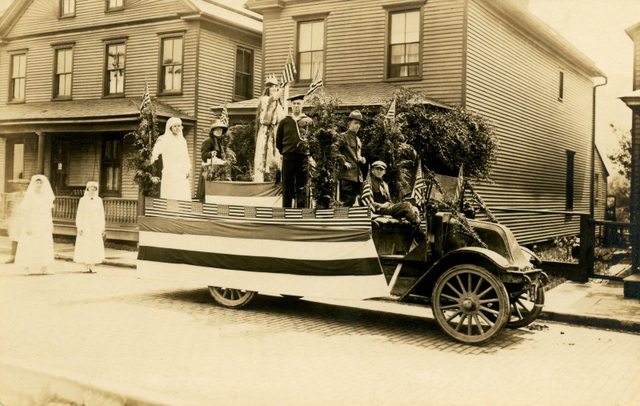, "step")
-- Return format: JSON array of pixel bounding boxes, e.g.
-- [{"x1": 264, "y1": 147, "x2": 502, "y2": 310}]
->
[{"x1": 623, "y1": 273, "x2": 640, "y2": 299}]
